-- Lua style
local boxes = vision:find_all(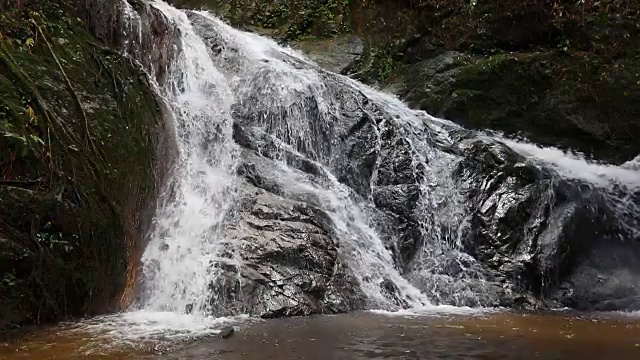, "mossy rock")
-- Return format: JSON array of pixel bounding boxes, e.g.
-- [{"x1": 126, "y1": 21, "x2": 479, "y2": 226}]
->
[
  {"x1": 168, "y1": 0, "x2": 352, "y2": 40},
  {"x1": 0, "y1": 0, "x2": 170, "y2": 333},
  {"x1": 400, "y1": 50, "x2": 640, "y2": 162}
]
